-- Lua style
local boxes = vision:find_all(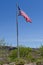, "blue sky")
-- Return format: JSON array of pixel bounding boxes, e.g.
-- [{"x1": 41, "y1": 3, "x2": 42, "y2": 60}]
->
[{"x1": 0, "y1": 0, "x2": 43, "y2": 48}]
